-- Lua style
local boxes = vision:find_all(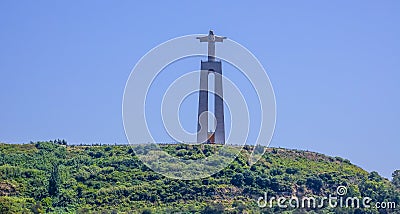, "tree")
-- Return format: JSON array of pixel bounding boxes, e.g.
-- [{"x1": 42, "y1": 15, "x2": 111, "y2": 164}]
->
[
  {"x1": 232, "y1": 200, "x2": 246, "y2": 213},
  {"x1": 256, "y1": 175, "x2": 270, "y2": 188},
  {"x1": 141, "y1": 209, "x2": 152, "y2": 214},
  {"x1": 286, "y1": 167, "x2": 299, "y2": 175},
  {"x1": 202, "y1": 203, "x2": 225, "y2": 214},
  {"x1": 368, "y1": 171, "x2": 382, "y2": 182},
  {"x1": 306, "y1": 176, "x2": 323, "y2": 193},
  {"x1": 231, "y1": 173, "x2": 244, "y2": 187},
  {"x1": 243, "y1": 171, "x2": 254, "y2": 186},
  {"x1": 48, "y1": 164, "x2": 60, "y2": 197},
  {"x1": 392, "y1": 170, "x2": 400, "y2": 189}
]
